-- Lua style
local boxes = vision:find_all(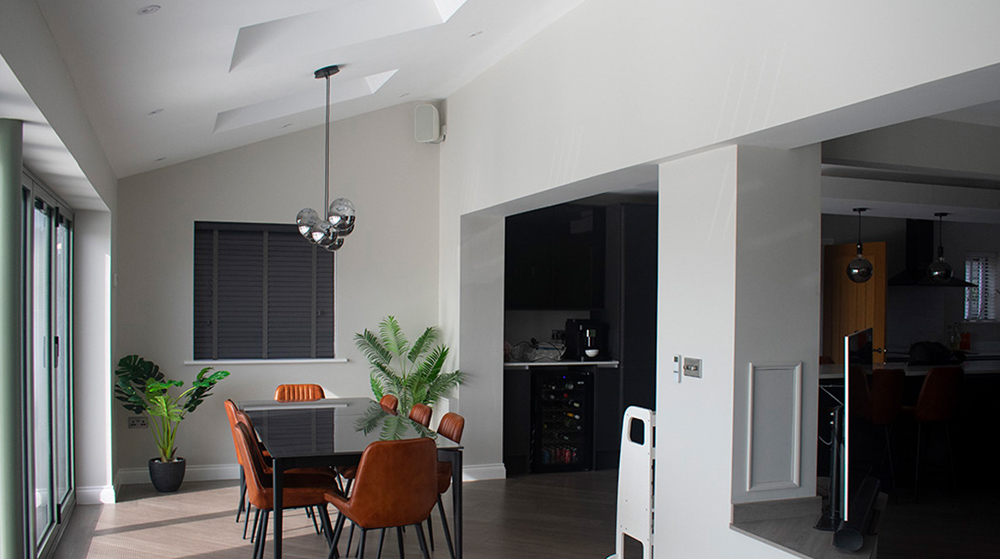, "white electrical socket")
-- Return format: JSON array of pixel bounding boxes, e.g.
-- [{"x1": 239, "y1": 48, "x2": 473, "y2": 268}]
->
[{"x1": 128, "y1": 416, "x2": 148, "y2": 429}]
